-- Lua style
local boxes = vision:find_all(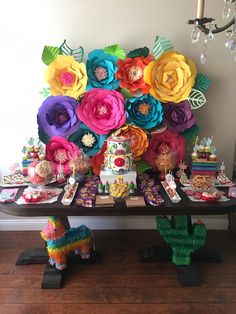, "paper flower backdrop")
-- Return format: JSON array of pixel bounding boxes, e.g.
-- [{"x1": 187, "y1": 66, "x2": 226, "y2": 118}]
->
[
  {"x1": 37, "y1": 95, "x2": 80, "y2": 139},
  {"x1": 45, "y1": 55, "x2": 87, "y2": 98},
  {"x1": 163, "y1": 100, "x2": 196, "y2": 133},
  {"x1": 126, "y1": 94, "x2": 163, "y2": 130},
  {"x1": 68, "y1": 123, "x2": 107, "y2": 157},
  {"x1": 116, "y1": 52, "x2": 152, "y2": 94},
  {"x1": 76, "y1": 88, "x2": 126, "y2": 135},
  {"x1": 86, "y1": 49, "x2": 119, "y2": 90},
  {"x1": 45, "y1": 136, "x2": 80, "y2": 175},
  {"x1": 39, "y1": 37, "x2": 211, "y2": 176},
  {"x1": 144, "y1": 51, "x2": 197, "y2": 103}
]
